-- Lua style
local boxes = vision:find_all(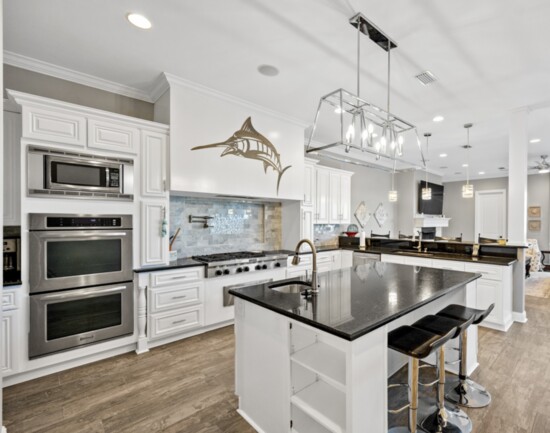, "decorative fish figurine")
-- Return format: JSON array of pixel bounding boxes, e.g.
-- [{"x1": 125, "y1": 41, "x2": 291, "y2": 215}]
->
[{"x1": 191, "y1": 117, "x2": 291, "y2": 195}]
